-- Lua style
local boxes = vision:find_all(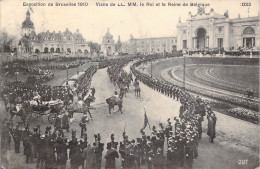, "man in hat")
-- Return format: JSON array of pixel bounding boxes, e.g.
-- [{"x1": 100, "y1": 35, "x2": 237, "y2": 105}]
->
[
  {"x1": 62, "y1": 110, "x2": 70, "y2": 132},
  {"x1": 10, "y1": 124, "x2": 21, "y2": 153},
  {"x1": 82, "y1": 143, "x2": 97, "y2": 169},
  {"x1": 36, "y1": 134, "x2": 47, "y2": 169},
  {"x1": 119, "y1": 140, "x2": 127, "y2": 168},
  {"x1": 23, "y1": 134, "x2": 33, "y2": 164},
  {"x1": 152, "y1": 148, "x2": 165, "y2": 169},
  {"x1": 104, "y1": 143, "x2": 119, "y2": 169},
  {"x1": 94, "y1": 133, "x2": 104, "y2": 169},
  {"x1": 207, "y1": 113, "x2": 217, "y2": 143},
  {"x1": 185, "y1": 138, "x2": 195, "y2": 169},
  {"x1": 107, "y1": 134, "x2": 118, "y2": 150},
  {"x1": 79, "y1": 113, "x2": 88, "y2": 138},
  {"x1": 134, "y1": 138, "x2": 143, "y2": 169}
]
